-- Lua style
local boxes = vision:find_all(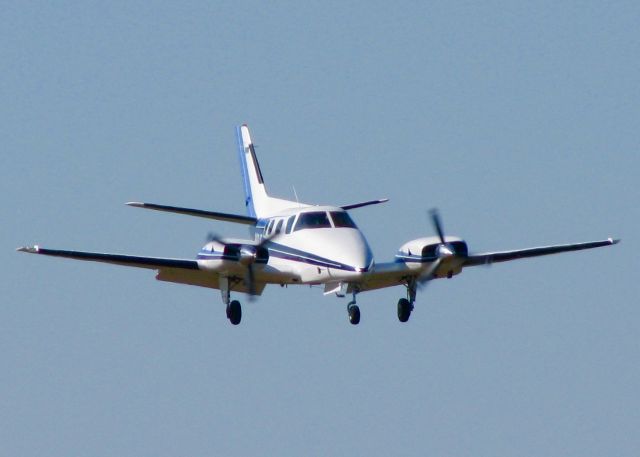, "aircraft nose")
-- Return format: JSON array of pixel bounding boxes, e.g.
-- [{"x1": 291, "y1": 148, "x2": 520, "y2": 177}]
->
[
  {"x1": 317, "y1": 228, "x2": 374, "y2": 273},
  {"x1": 356, "y1": 249, "x2": 373, "y2": 272},
  {"x1": 347, "y1": 238, "x2": 374, "y2": 272}
]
